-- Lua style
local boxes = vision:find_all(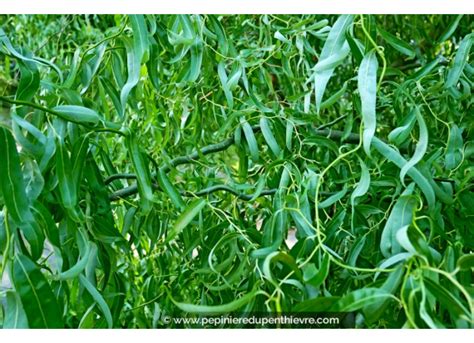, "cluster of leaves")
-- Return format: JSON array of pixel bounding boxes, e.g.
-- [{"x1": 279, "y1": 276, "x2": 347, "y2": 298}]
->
[{"x1": 0, "y1": 15, "x2": 473, "y2": 328}]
